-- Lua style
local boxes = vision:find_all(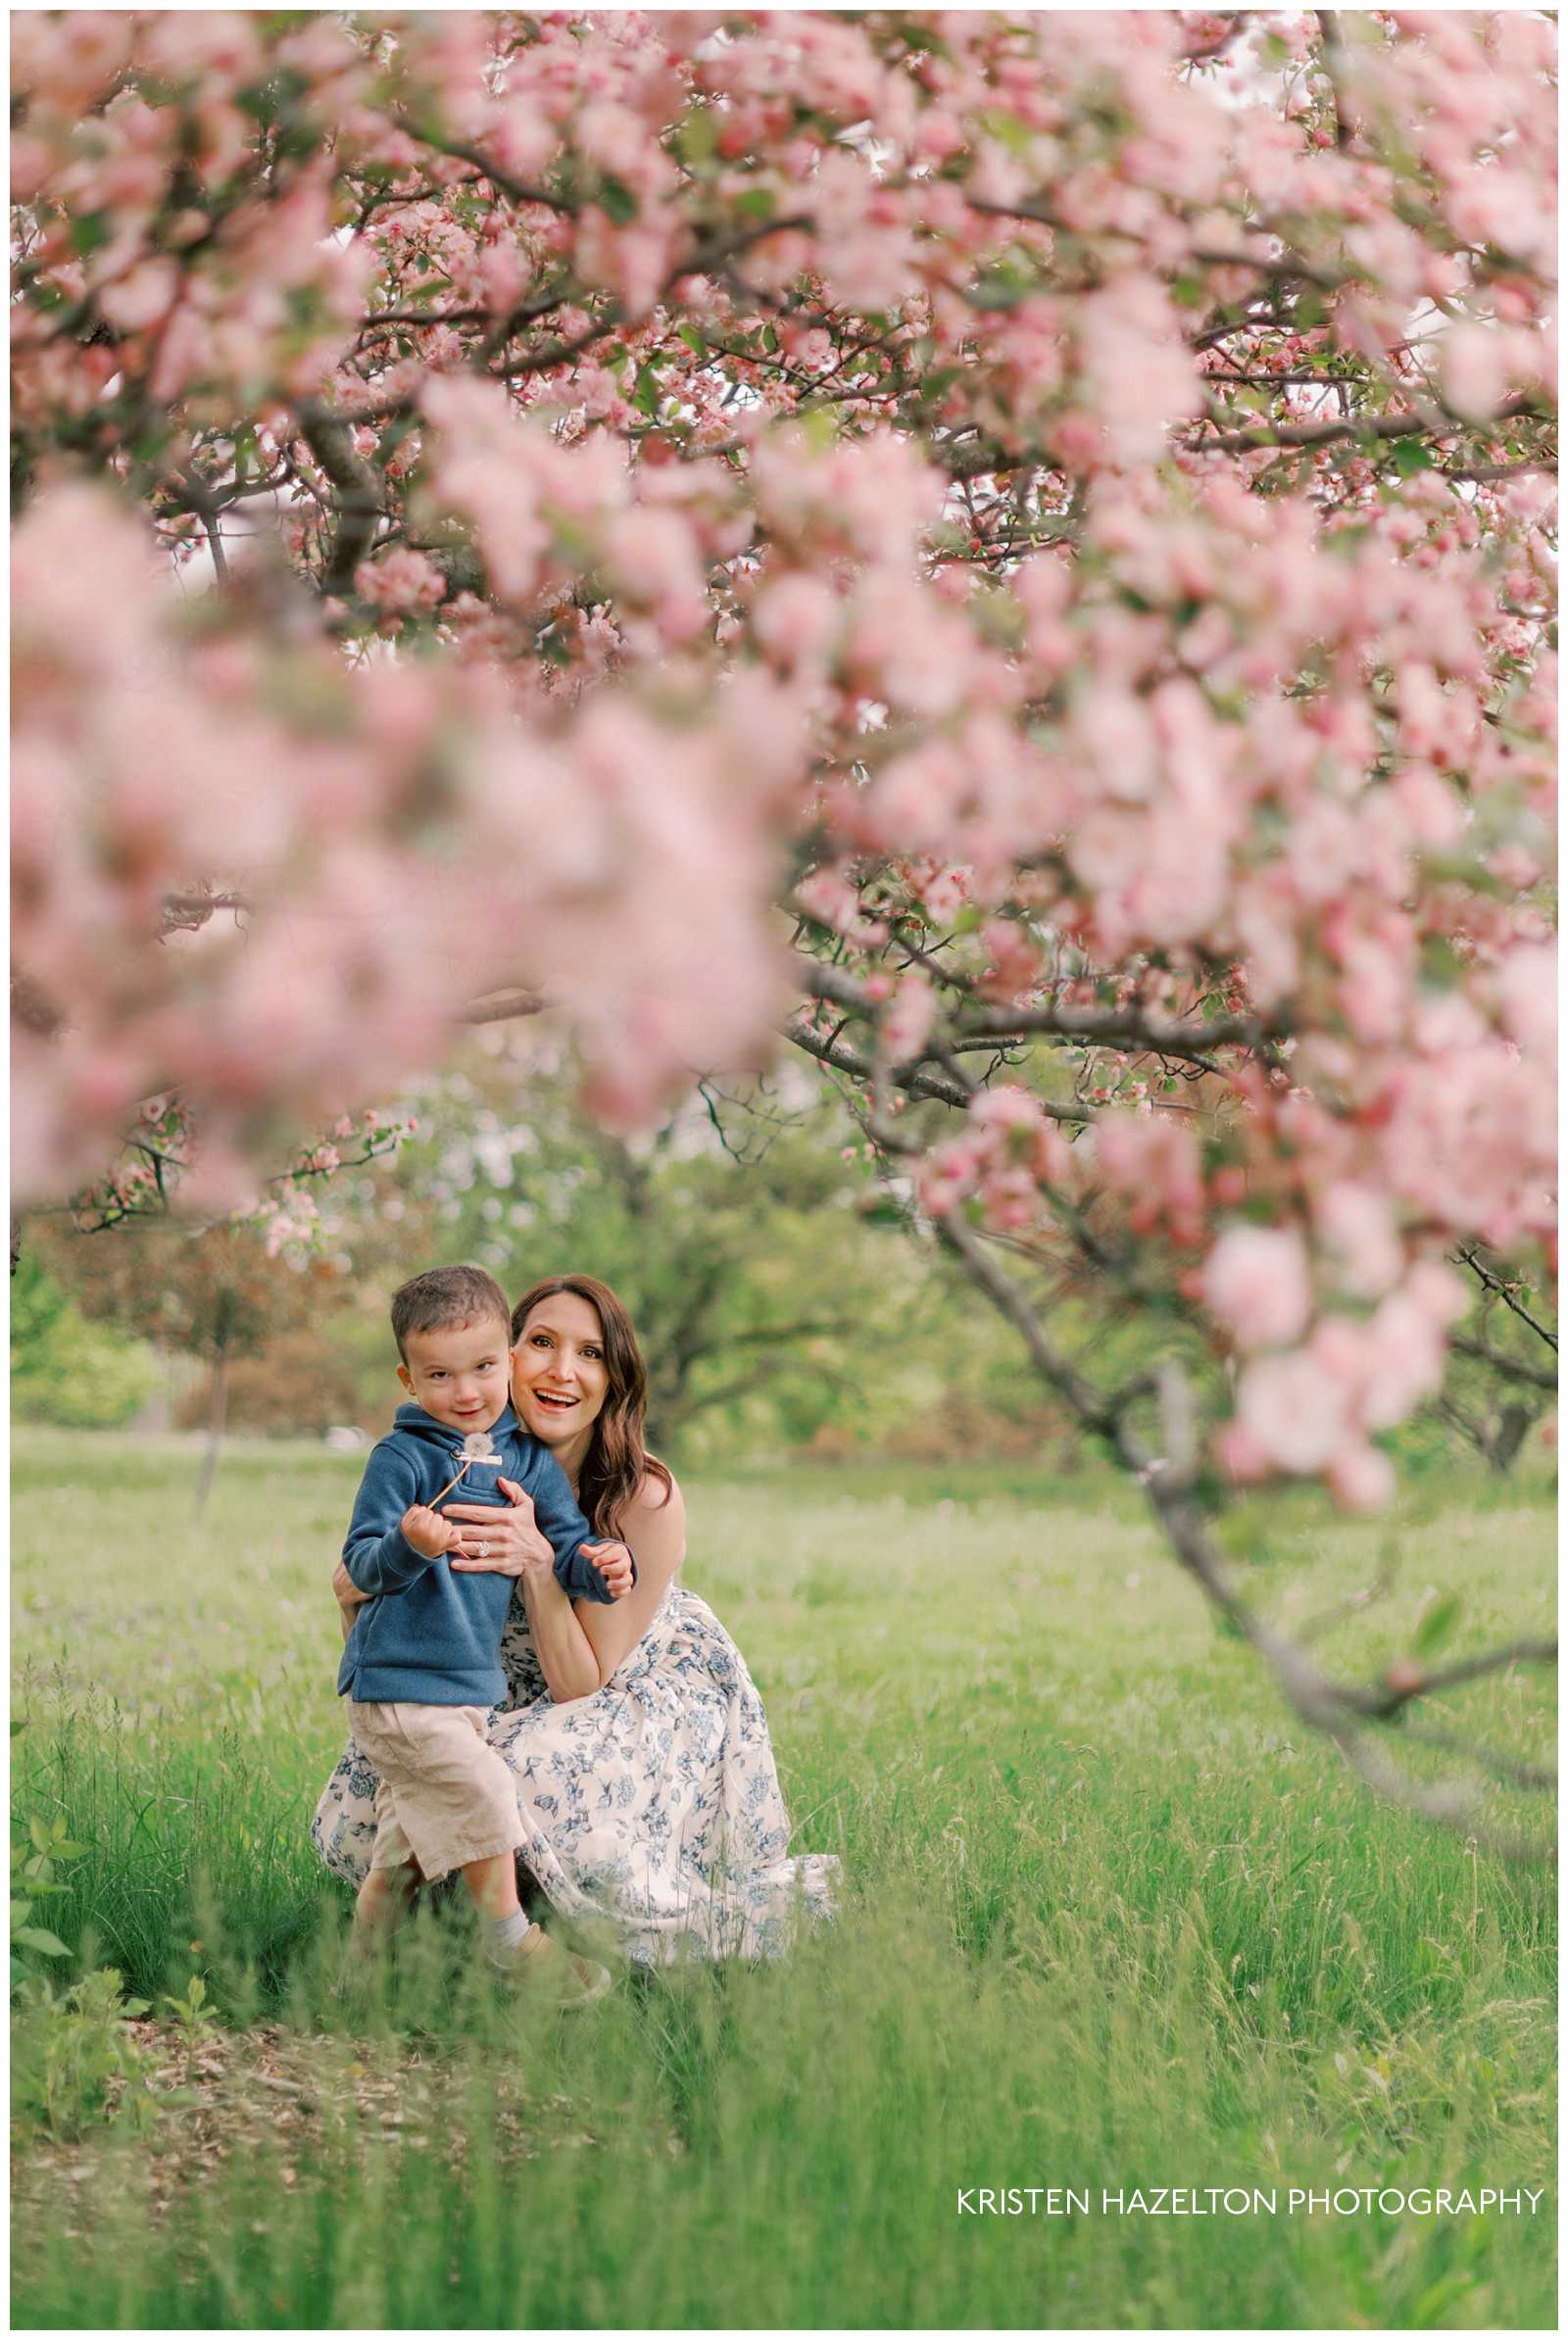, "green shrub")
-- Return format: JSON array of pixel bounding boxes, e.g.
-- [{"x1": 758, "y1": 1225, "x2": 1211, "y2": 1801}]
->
[
  {"x1": 12, "y1": 1967, "x2": 165, "y2": 2140},
  {"x1": 10, "y1": 1252, "x2": 159, "y2": 1429}
]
